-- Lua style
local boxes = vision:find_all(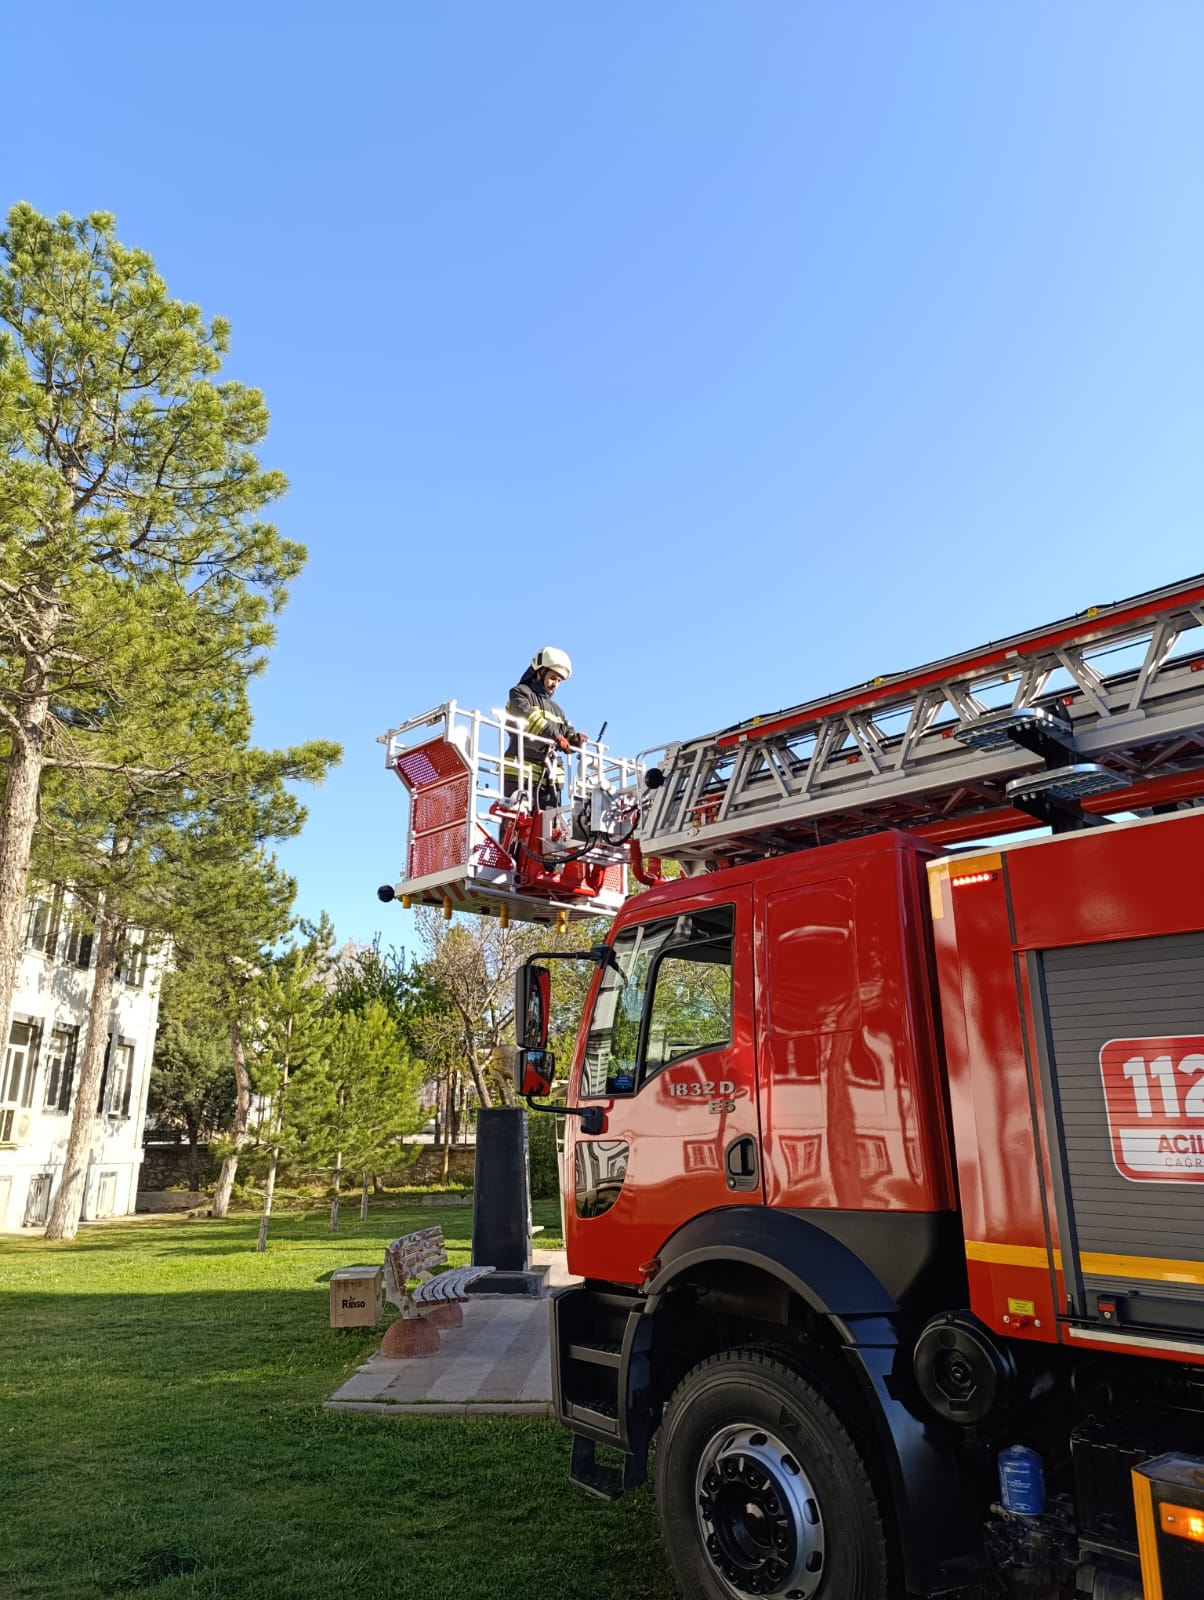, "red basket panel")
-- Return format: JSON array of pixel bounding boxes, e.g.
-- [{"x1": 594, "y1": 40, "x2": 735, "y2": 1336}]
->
[
  {"x1": 603, "y1": 863, "x2": 626, "y2": 895},
  {"x1": 472, "y1": 834, "x2": 514, "y2": 870},
  {"x1": 412, "y1": 775, "x2": 470, "y2": 834},
  {"x1": 408, "y1": 825, "x2": 468, "y2": 880},
  {"x1": 393, "y1": 738, "x2": 469, "y2": 791}
]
